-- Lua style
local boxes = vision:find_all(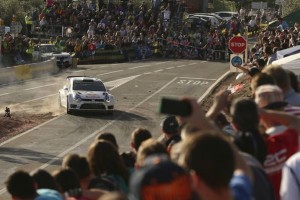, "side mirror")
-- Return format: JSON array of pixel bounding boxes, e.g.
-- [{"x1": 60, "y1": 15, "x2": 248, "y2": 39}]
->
[{"x1": 63, "y1": 86, "x2": 68, "y2": 91}]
